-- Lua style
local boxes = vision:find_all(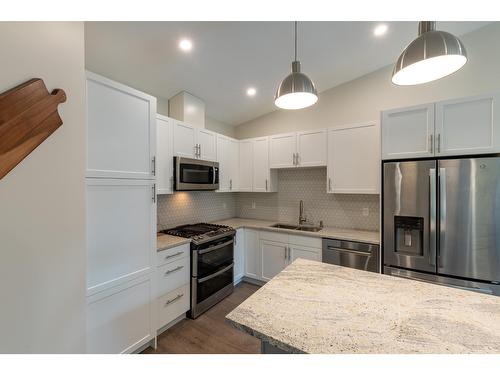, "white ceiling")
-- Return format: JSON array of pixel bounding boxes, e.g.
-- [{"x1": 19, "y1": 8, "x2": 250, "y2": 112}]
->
[{"x1": 85, "y1": 21, "x2": 490, "y2": 126}]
